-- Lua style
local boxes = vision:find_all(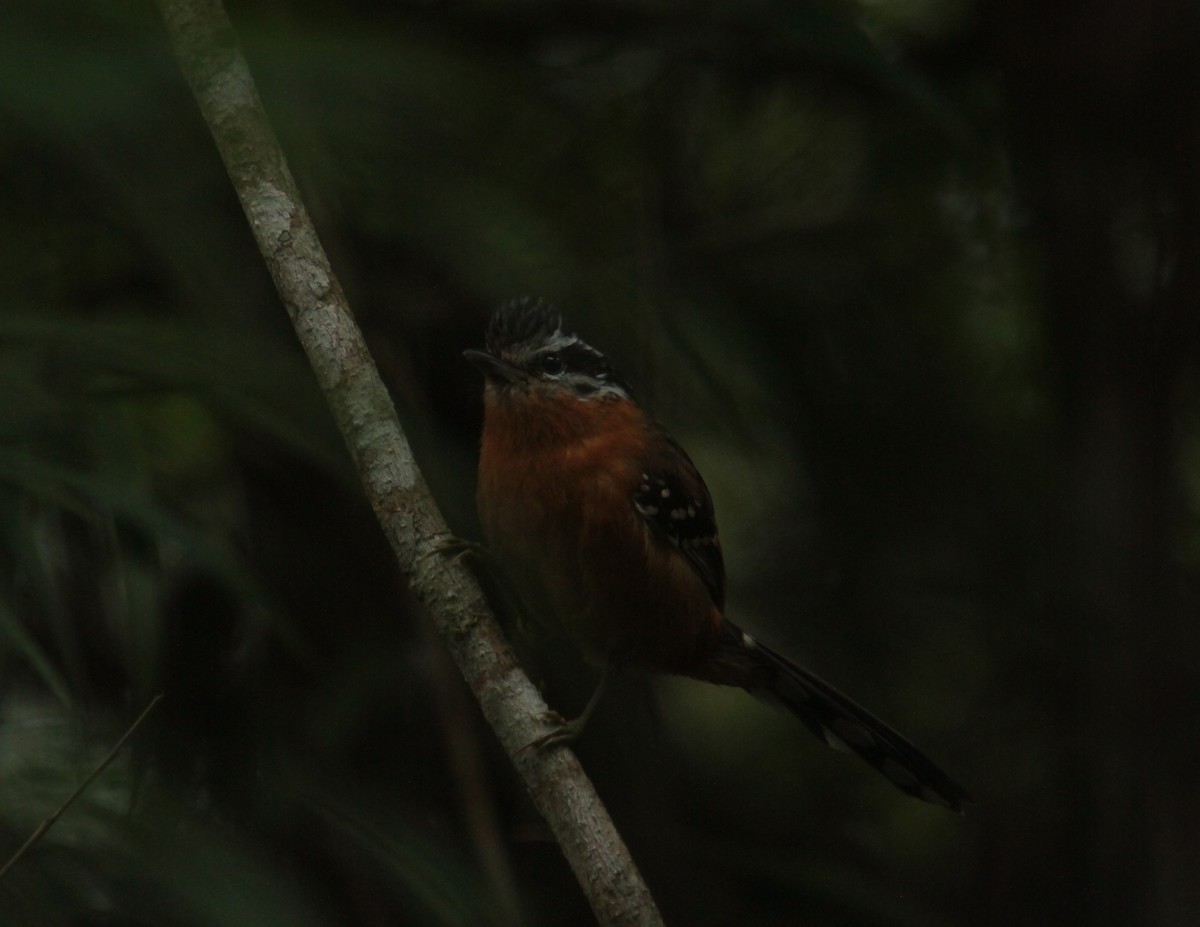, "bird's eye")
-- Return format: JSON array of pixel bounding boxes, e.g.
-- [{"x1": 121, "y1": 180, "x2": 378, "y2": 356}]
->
[{"x1": 539, "y1": 352, "x2": 564, "y2": 375}]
